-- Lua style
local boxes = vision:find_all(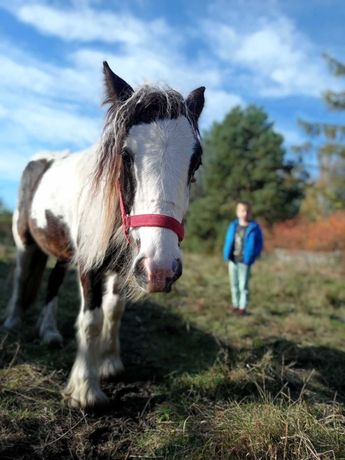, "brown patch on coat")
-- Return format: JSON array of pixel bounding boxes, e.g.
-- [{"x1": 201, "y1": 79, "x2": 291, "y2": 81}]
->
[
  {"x1": 16, "y1": 159, "x2": 53, "y2": 246},
  {"x1": 15, "y1": 158, "x2": 74, "y2": 261},
  {"x1": 79, "y1": 269, "x2": 103, "y2": 311},
  {"x1": 29, "y1": 210, "x2": 74, "y2": 261}
]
